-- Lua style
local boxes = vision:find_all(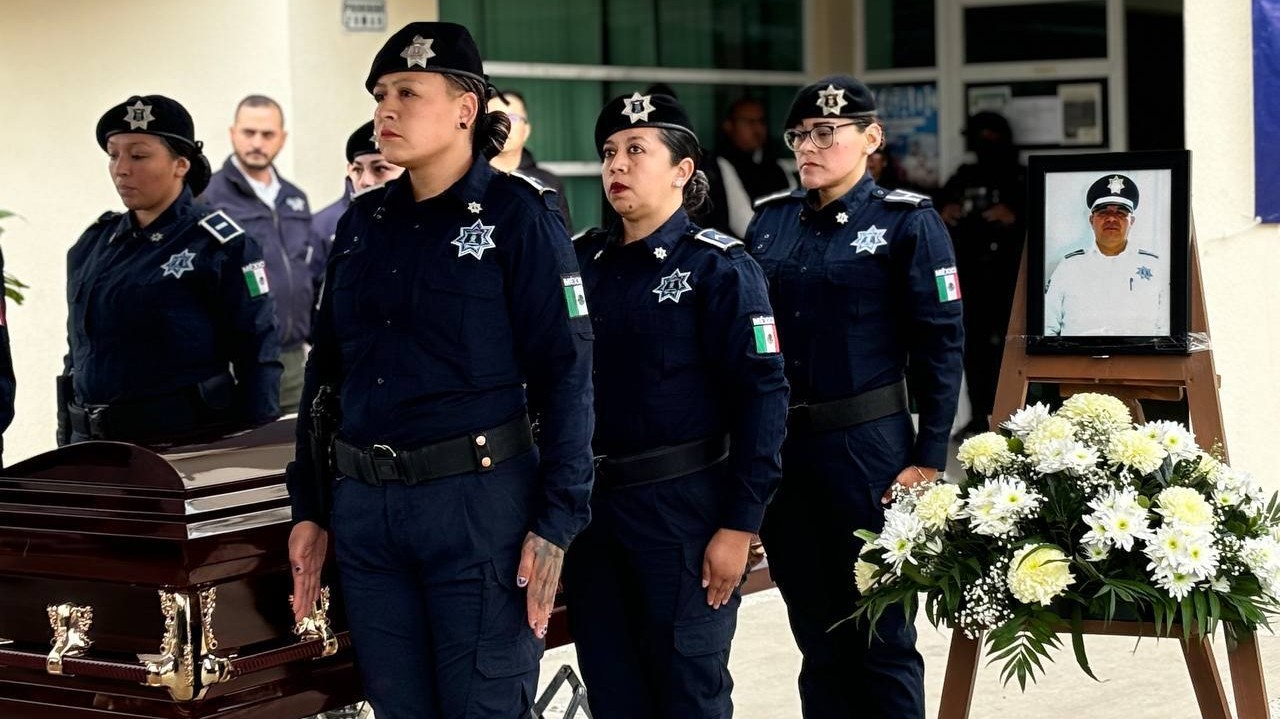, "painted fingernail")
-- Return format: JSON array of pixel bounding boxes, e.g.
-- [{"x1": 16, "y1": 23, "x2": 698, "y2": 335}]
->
[{"x1": 516, "y1": 576, "x2": 528, "y2": 588}]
